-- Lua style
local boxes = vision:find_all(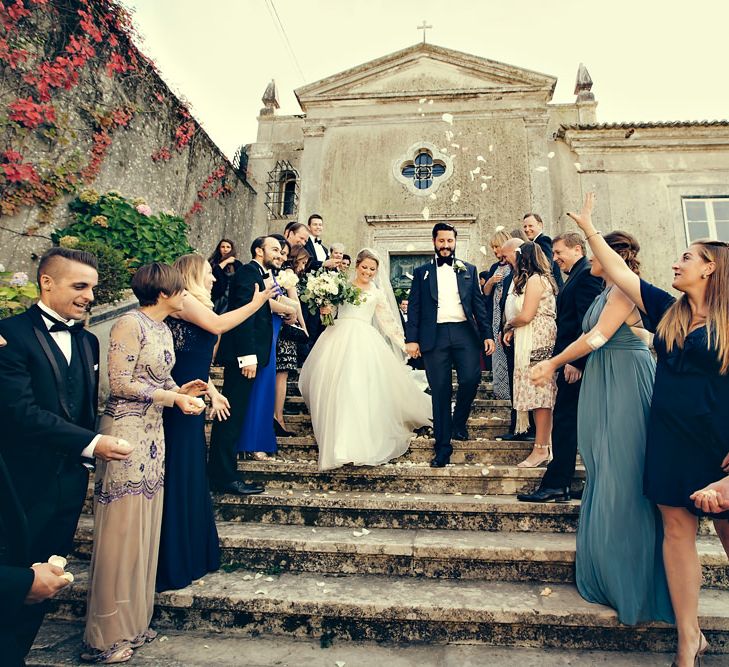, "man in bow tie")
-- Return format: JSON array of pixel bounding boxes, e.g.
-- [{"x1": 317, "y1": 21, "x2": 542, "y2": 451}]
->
[
  {"x1": 406, "y1": 223, "x2": 495, "y2": 467},
  {"x1": 0, "y1": 247, "x2": 132, "y2": 662}
]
